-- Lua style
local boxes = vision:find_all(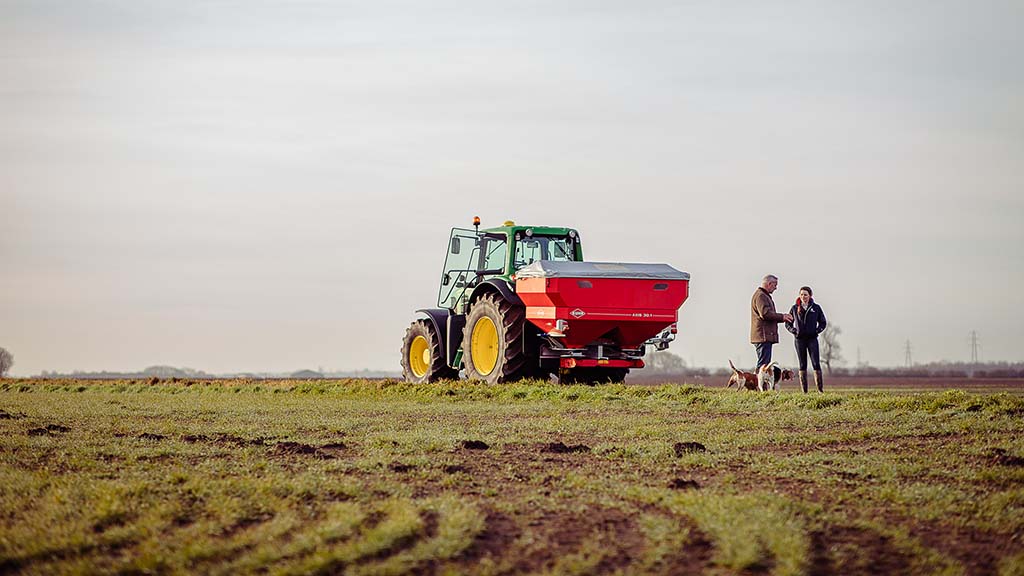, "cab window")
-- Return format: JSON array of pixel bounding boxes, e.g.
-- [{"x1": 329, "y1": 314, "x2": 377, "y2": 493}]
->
[
  {"x1": 513, "y1": 236, "x2": 575, "y2": 270},
  {"x1": 438, "y1": 228, "x2": 480, "y2": 309},
  {"x1": 437, "y1": 230, "x2": 508, "y2": 310},
  {"x1": 481, "y1": 235, "x2": 508, "y2": 273}
]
